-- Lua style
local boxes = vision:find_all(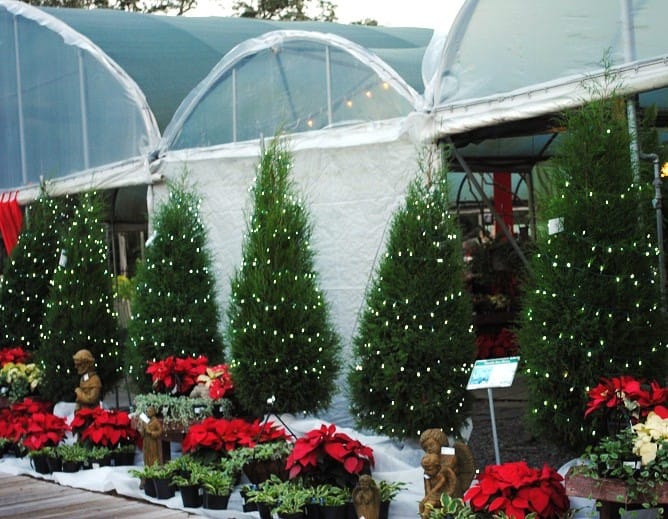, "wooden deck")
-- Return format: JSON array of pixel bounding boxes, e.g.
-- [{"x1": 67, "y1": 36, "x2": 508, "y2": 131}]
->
[{"x1": 0, "y1": 473, "x2": 198, "y2": 518}]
